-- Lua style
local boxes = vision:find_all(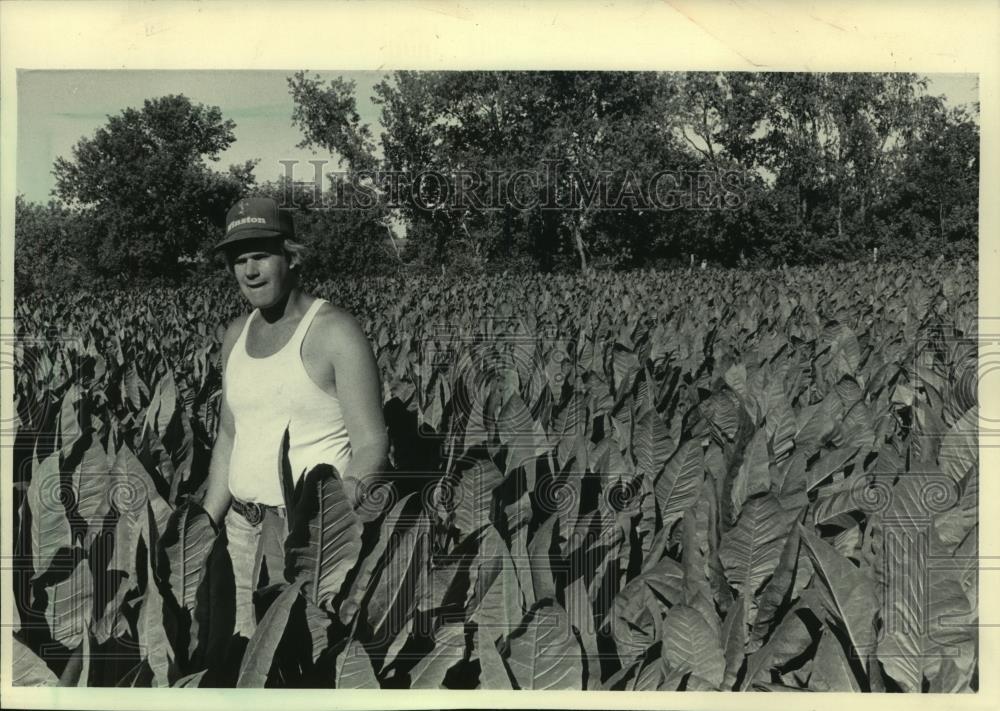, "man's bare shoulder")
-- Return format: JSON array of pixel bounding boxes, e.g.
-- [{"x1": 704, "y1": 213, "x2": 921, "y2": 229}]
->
[
  {"x1": 311, "y1": 302, "x2": 370, "y2": 353},
  {"x1": 222, "y1": 313, "x2": 251, "y2": 344},
  {"x1": 218, "y1": 313, "x2": 251, "y2": 365}
]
